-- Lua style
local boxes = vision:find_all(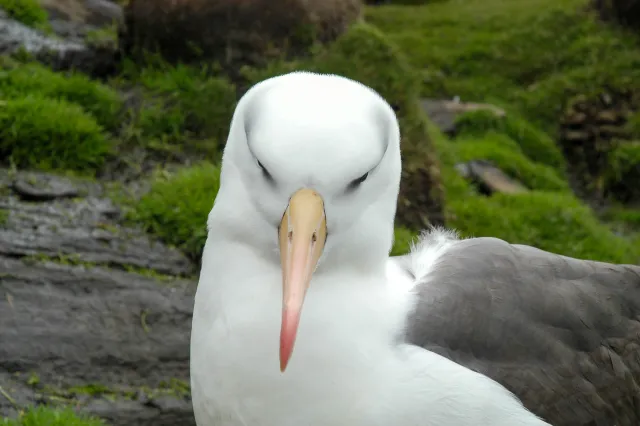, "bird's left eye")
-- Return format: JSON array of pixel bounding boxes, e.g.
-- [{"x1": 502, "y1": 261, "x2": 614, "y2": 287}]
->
[{"x1": 346, "y1": 172, "x2": 369, "y2": 191}]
